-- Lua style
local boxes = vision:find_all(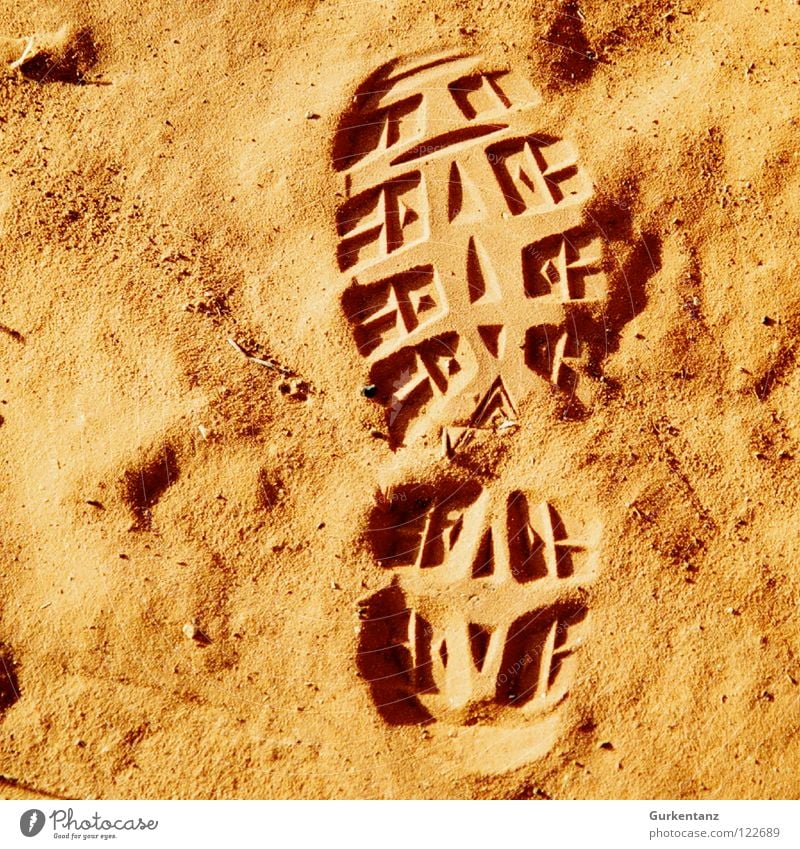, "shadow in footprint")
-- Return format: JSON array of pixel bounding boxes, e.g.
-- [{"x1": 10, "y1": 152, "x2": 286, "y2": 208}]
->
[
  {"x1": 332, "y1": 57, "x2": 407, "y2": 173},
  {"x1": 561, "y1": 192, "x2": 663, "y2": 414},
  {"x1": 367, "y1": 477, "x2": 484, "y2": 569},
  {"x1": 0, "y1": 644, "x2": 20, "y2": 715},
  {"x1": 497, "y1": 603, "x2": 587, "y2": 707},
  {"x1": 545, "y1": 1, "x2": 598, "y2": 87},
  {"x1": 356, "y1": 583, "x2": 432, "y2": 726},
  {"x1": 18, "y1": 27, "x2": 97, "y2": 85},
  {"x1": 588, "y1": 191, "x2": 661, "y2": 337},
  {"x1": 122, "y1": 444, "x2": 179, "y2": 529}
]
